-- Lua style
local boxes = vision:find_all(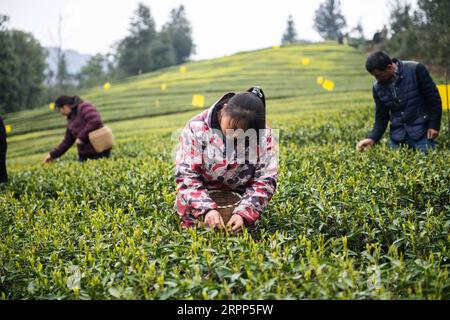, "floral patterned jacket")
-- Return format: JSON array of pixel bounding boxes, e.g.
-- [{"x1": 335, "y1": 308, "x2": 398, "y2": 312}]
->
[{"x1": 174, "y1": 93, "x2": 278, "y2": 228}]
